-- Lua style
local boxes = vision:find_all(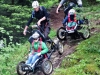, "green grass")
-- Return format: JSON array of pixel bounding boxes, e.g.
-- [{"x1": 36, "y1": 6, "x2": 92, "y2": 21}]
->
[
  {"x1": 53, "y1": 33, "x2": 100, "y2": 75},
  {"x1": 49, "y1": 28, "x2": 56, "y2": 39},
  {"x1": 41, "y1": 0, "x2": 58, "y2": 8},
  {"x1": 0, "y1": 41, "x2": 30, "y2": 75}
]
